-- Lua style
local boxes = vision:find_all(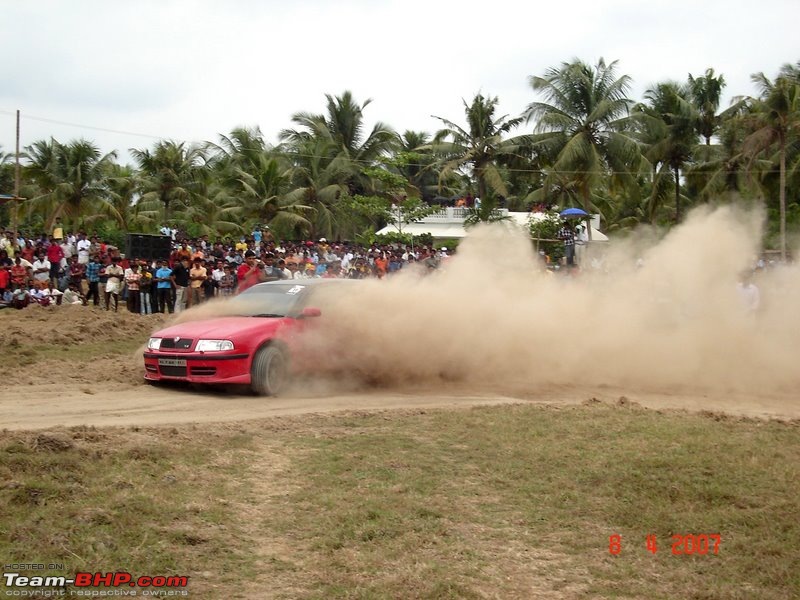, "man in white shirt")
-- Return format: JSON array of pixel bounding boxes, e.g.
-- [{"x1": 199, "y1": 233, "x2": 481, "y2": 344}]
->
[
  {"x1": 32, "y1": 255, "x2": 51, "y2": 285},
  {"x1": 211, "y1": 261, "x2": 226, "y2": 296},
  {"x1": 76, "y1": 233, "x2": 92, "y2": 265}
]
